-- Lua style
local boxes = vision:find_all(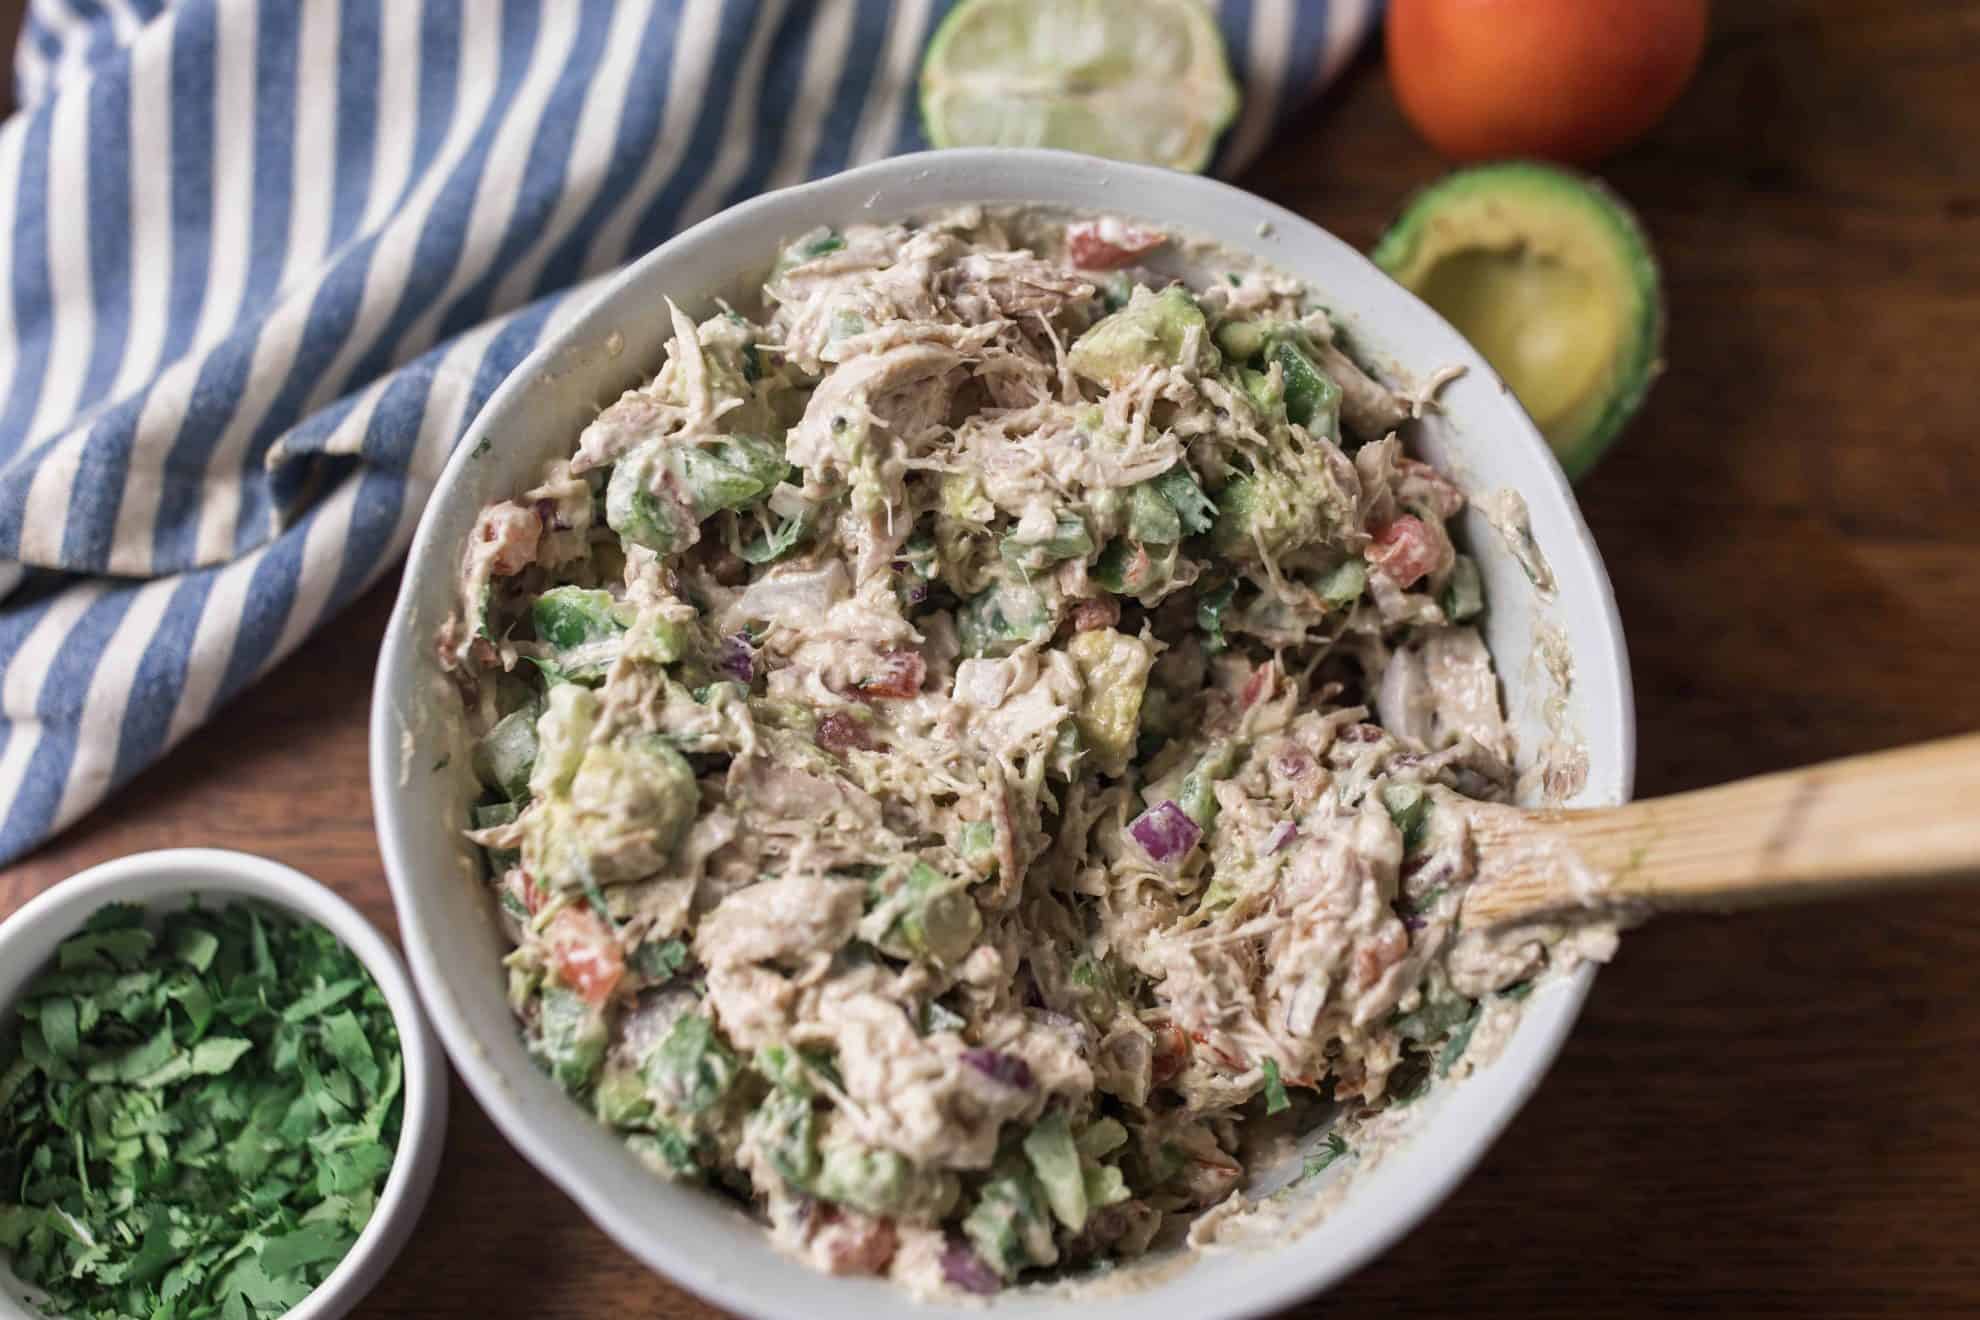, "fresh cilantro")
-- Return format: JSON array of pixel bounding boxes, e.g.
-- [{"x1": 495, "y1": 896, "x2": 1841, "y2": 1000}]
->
[
  {"x1": 1152, "y1": 467, "x2": 1218, "y2": 537},
  {"x1": 1260, "y1": 1057, "x2": 1290, "y2": 1114},
  {"x1": 629, "y1": 938, "x2": 689, "y2": 981},
  {"x1": 471, "y1": 436, "x2": 492, "y2": 458},
  {"x1": 431, "y1": 754, "x2": 450, "y2": 772},
  {"x1": 735, "y1": 512, "x2": 806, "y2": 565},
  {"x1": 1301, "y1": 1132, "x2": 1351, "y2": 1181},
  {"x1": 0, "y1": 902, "x2": 404, "y2": 1320}
]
